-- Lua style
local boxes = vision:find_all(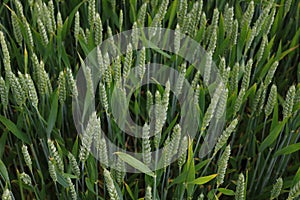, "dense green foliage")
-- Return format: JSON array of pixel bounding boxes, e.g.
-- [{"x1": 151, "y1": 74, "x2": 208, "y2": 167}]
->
[{"x1": 0, "y1": 0, "x2": 299, "y2": 199}]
